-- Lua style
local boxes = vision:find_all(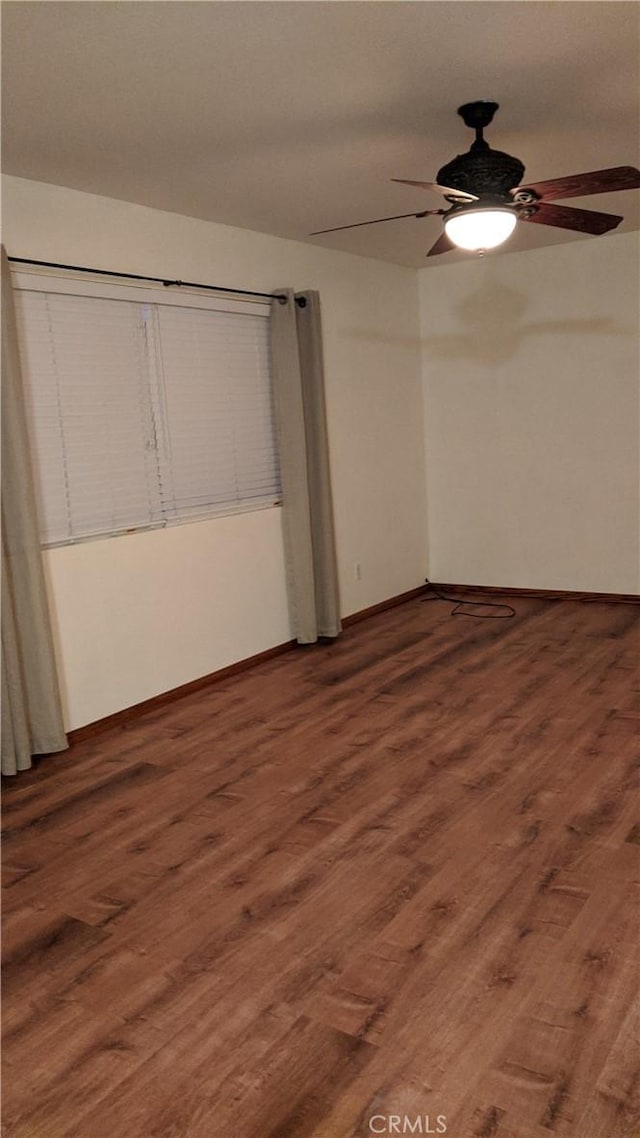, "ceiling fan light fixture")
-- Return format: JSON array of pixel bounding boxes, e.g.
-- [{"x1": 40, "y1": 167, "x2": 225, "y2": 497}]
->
[{"x1": 444, "y1": 206, "x2": 517, "y2": 251}]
